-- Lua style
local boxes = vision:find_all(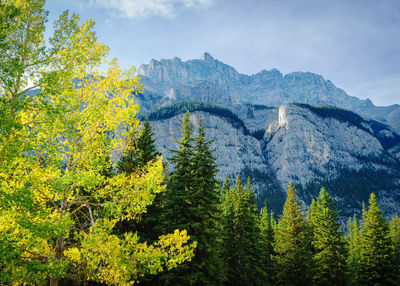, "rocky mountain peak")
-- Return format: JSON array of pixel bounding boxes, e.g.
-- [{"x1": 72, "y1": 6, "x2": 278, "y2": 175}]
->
[
  {"x1": 137, "y1": 53, "x2": 400, "y2": 132},
  {"x1": 201, "y1": 52, "x2": 214, "y2": 62}
]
